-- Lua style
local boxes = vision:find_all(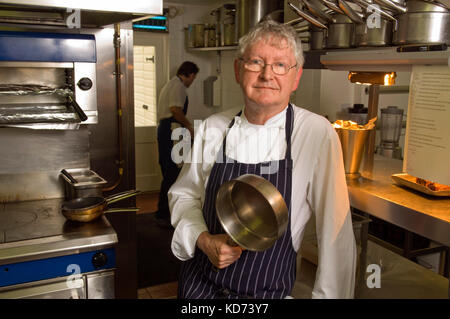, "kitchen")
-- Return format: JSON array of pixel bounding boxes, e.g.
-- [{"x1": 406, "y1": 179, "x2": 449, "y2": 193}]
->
[{"x1": 0, "y1": 0, "x2": 449, "y2": 300}]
